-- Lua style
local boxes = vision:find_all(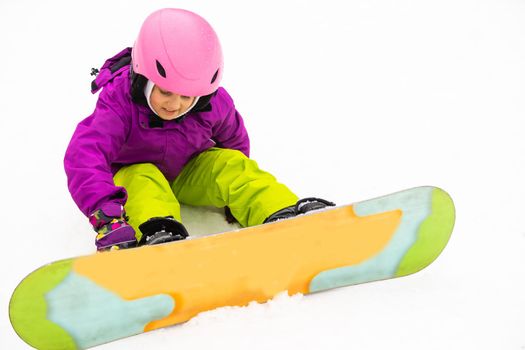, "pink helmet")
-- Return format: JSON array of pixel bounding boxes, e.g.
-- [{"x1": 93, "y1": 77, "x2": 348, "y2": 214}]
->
[{"x1": 132, "y1": 8, "x2": 223, "y2": 97}]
